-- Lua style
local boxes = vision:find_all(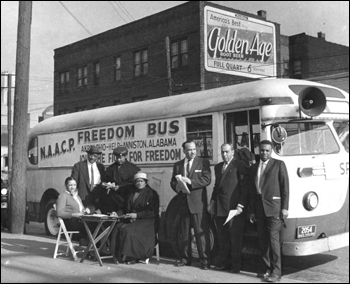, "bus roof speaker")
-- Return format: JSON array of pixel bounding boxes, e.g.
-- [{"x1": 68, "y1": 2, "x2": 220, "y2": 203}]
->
[{"x1": 298, "y1": 87, "x2": 327, "y2": 117}]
